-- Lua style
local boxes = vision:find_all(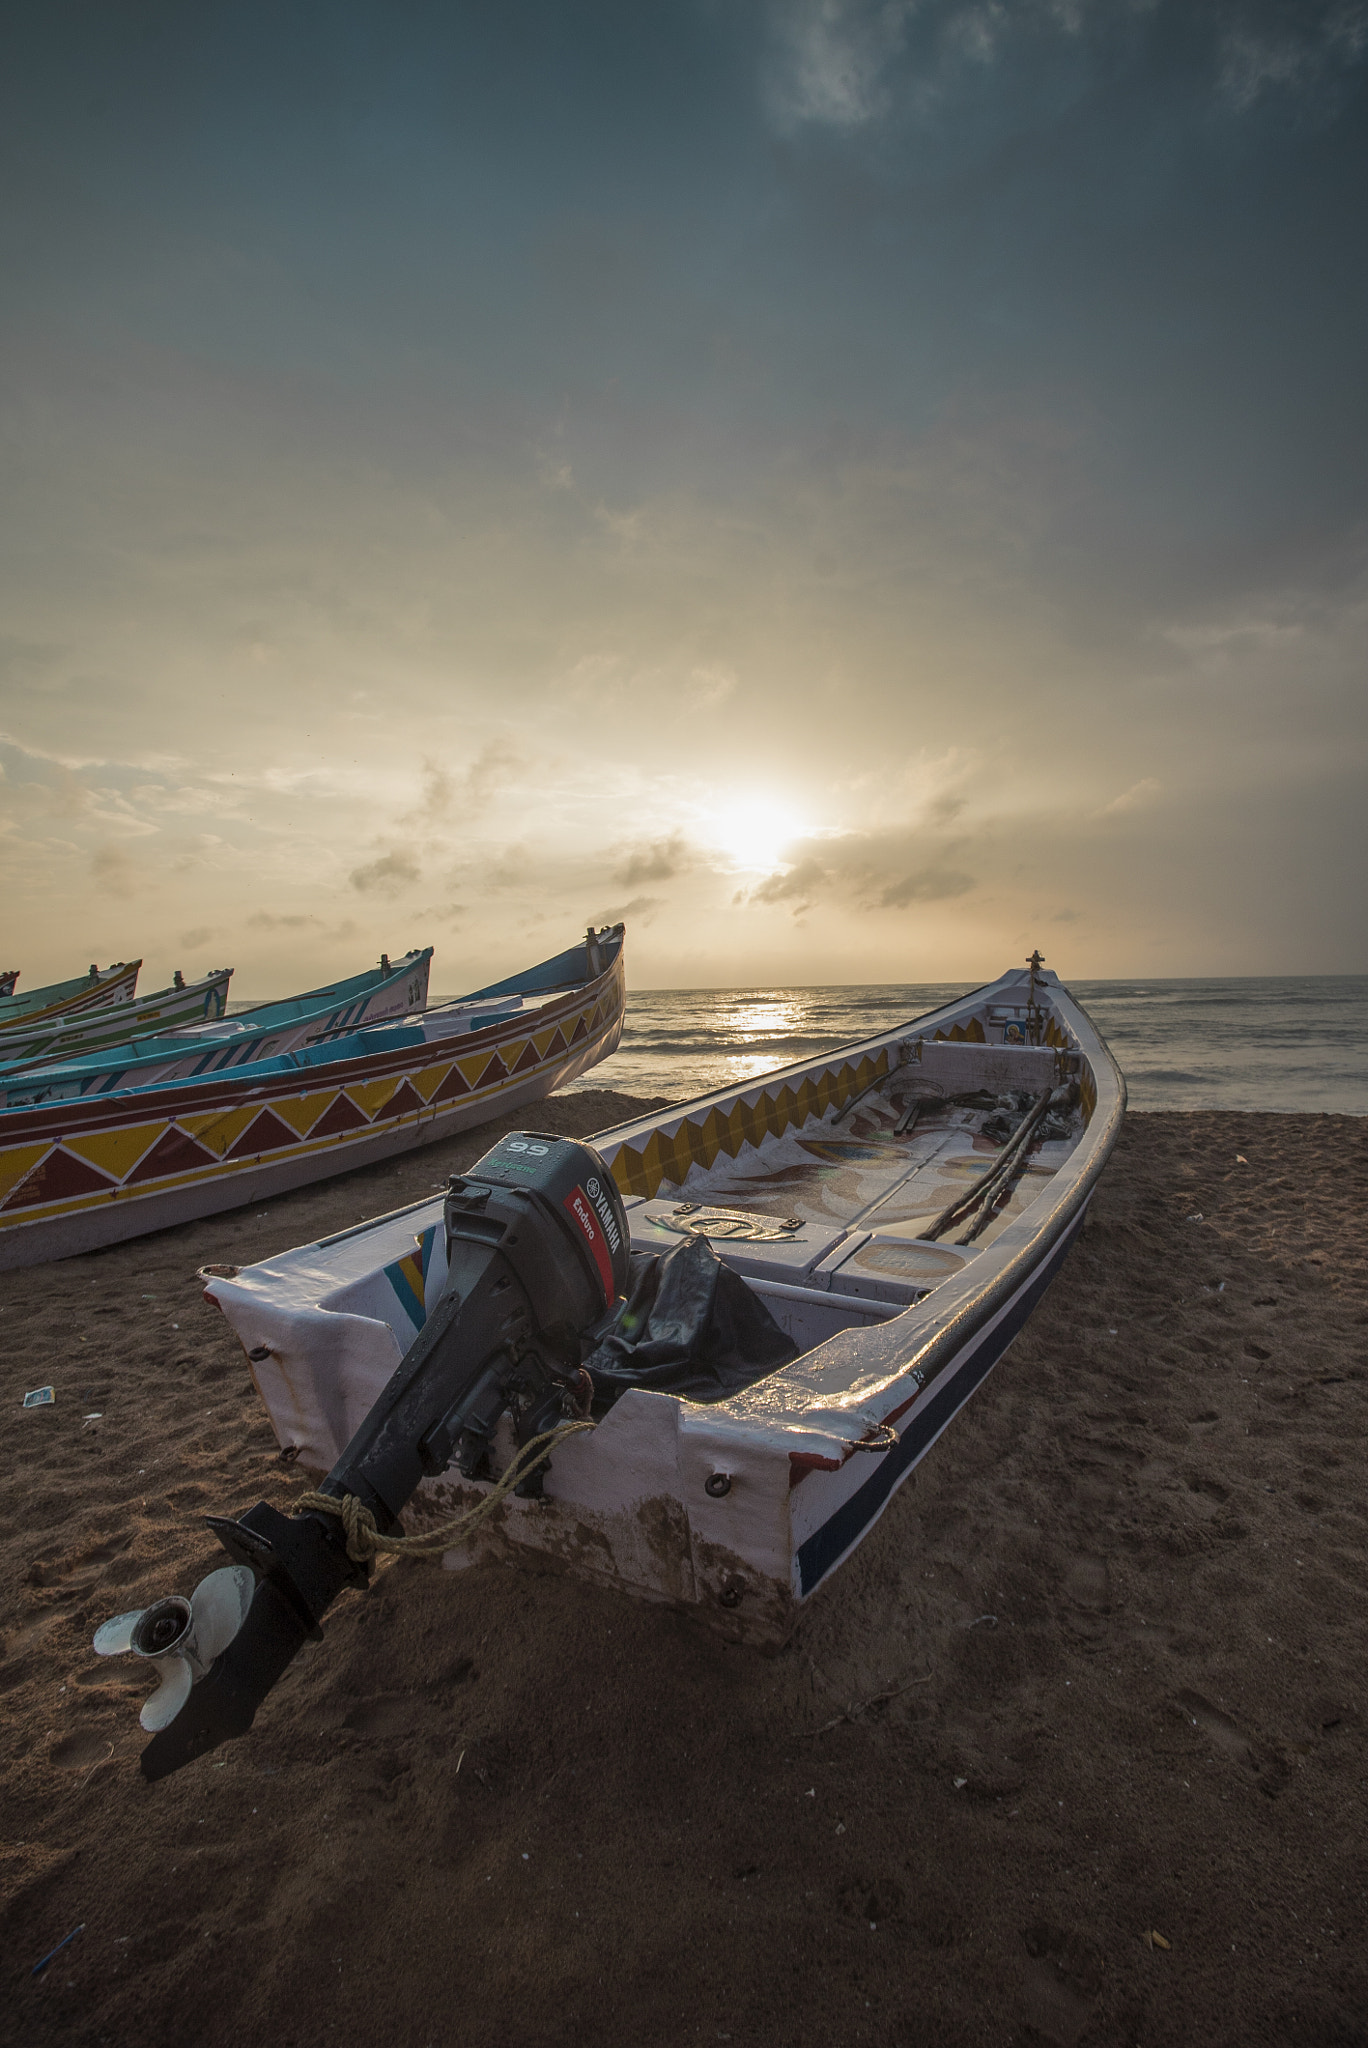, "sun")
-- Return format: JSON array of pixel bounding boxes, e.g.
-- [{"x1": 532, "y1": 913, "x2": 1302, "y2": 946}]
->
[{"x1": 708, "y1": 796, "x2": 808, "y2": 874}]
